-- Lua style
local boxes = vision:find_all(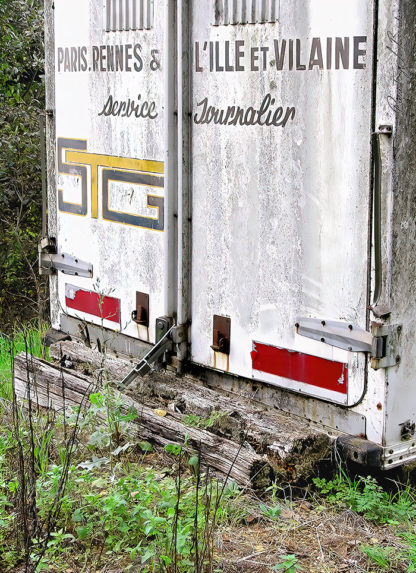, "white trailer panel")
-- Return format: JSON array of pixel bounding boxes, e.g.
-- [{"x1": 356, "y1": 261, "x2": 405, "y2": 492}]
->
[
  {"x1": 53, "y1": 0, "x2": 166, "y2": 343},
  {"x1": 191, "y1": 0, "x2": 374, "y2": 406}
]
